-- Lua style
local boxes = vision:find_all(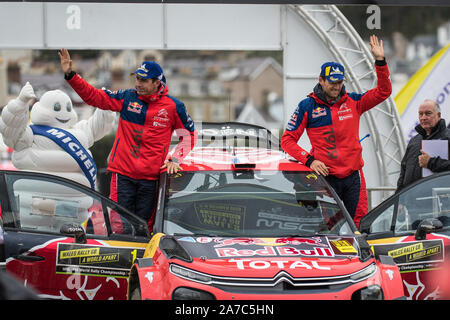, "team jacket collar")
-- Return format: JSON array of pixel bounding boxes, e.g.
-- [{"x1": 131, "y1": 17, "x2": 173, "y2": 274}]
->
[
  {"x1": 138, "y1": 83, "x2": 168, "y2": 103},
  {"x1": 415, "y1": 118, "x2": 447, "y2": 138},
  {"x1": 309, "y1": 83, "x2": 347, "y2": 107}
]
